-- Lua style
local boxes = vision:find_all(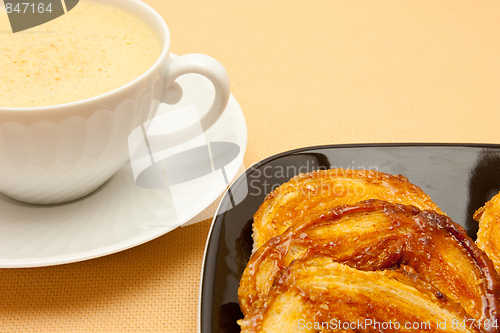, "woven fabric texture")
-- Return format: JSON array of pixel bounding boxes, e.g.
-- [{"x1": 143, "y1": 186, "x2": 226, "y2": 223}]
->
[{"x1": 2, "y1": 0, "x2": 500, "y2": 332}]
